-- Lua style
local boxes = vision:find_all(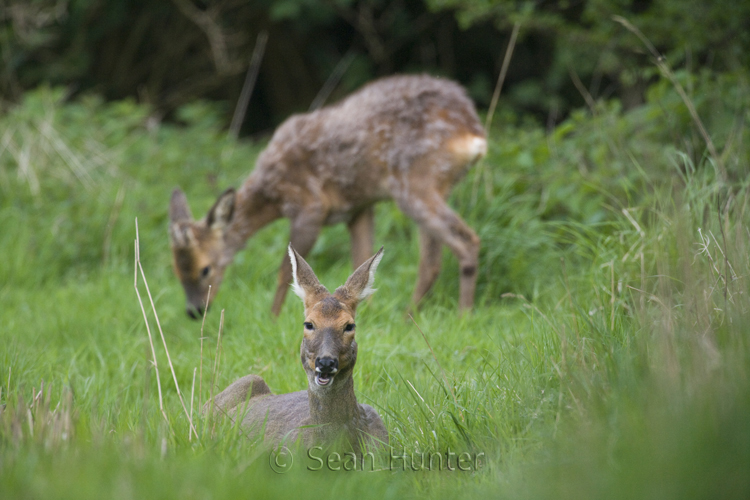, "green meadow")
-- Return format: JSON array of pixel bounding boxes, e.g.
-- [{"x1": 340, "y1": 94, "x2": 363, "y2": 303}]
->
[{"x1": 2, "y1": 70, "x2": 750, "y2": 498}]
